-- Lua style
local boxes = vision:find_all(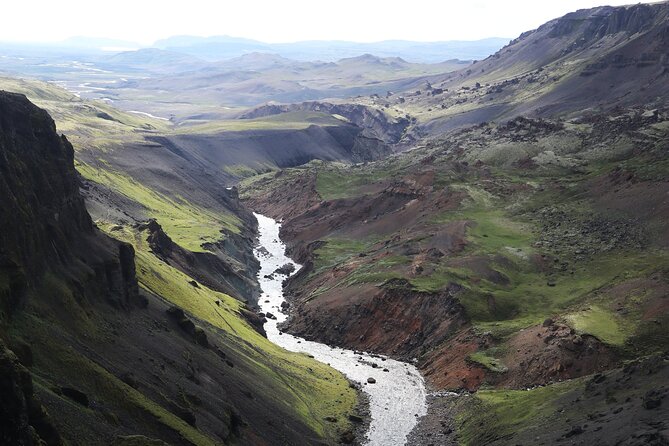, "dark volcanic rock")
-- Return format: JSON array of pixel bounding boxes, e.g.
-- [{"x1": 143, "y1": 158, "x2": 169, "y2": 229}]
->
[
  {"x1": 348, "y1": 414, "x2": 364, "y2": 423},
  {"x1": 565, "y1": 425, "x2": 585, "y2": 438},
  {"x1": 0, "y1": 92, "x2": 140, "y2": 314},
  {"x1": 0, "y1": 91, "x2": 93, "y2": 277},
  {"x1": 548, "y1": 3, "x2": 658, "y2": 40},
  {"x1": 166, "y1": 306, "x2": 210, "y2": 344},
  {"x1": 60, "y1": 387, "x2": 90, "y2": 407},
  {"x1": 642, "y1": 390, "x2": 665, "y2": 410},
  {"x1": 274, "y1": 263, "x2": 296, "y2": 276},
  {"x1": 0, "y1": 344, "x2": 63, "y2": 445},
  {"x1": 240, "y1": 308, "x2": 267, "y2": 337}
]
